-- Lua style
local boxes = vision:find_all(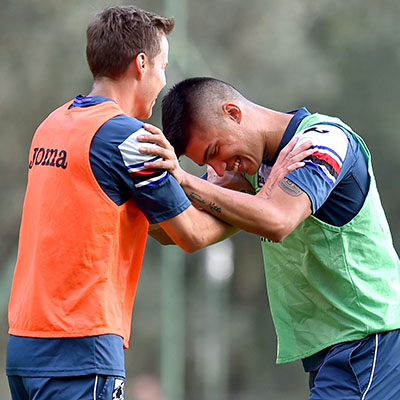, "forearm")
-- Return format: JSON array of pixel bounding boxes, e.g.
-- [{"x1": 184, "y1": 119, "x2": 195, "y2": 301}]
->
[
  {"x1": 137, "y1": 125, "x2": 313, "y2": 241},
  {"x1": 159, "y1": 205, "x2": 239, "y2": 253},
  {"x1": 181, "y1": 171, "x2": 292, "y2": 241}
]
